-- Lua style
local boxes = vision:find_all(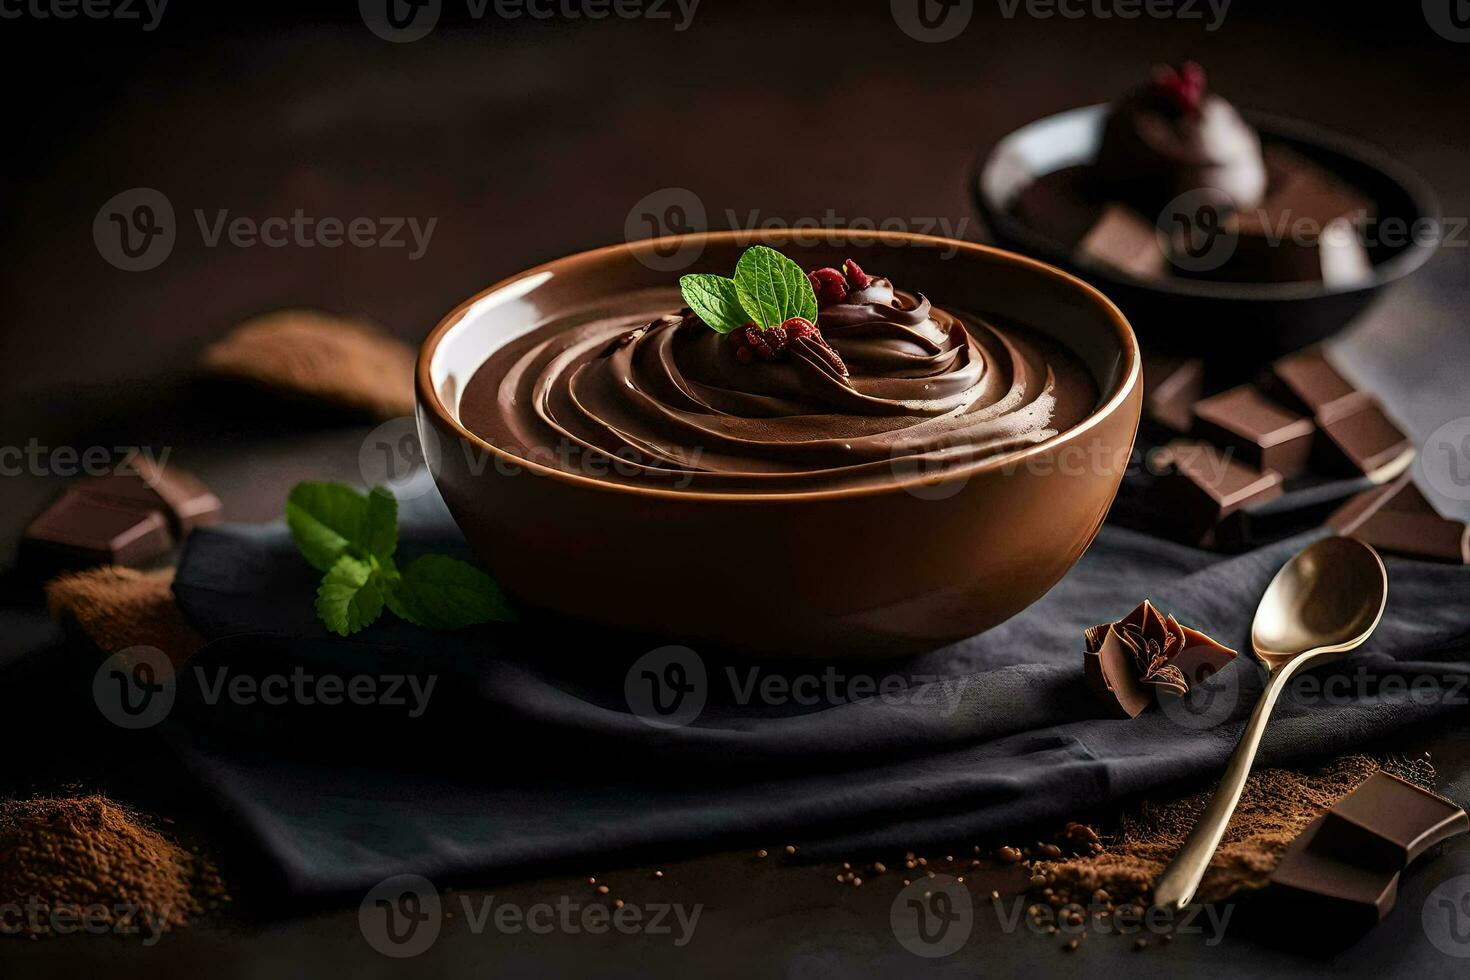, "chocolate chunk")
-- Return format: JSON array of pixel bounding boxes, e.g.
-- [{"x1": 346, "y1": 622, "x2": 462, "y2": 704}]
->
[
  {"x1": 1142, "y1": 355, "x2": 1205, "y2": 433},
  {"x1": 1192, "y1": 385, "x2": 1315, "y2": 478},
  {"x1": 80, "y1": 457, "x2": 221, "y2": 534},
  {"x1": 1153, "y1": 439, "x2": 1284, "y2": 543},
  {"x1": 1315, "y1": 399, "x2": 1414, "y2": 480},
  {"x1": 22, "y1": 489, "x2": 174, "y2": 570},
  {"x1": 1077, "y1": 204, "x2": 1167, "y2": 279},
  {"x1": 1269, "y1": 772, "x2": 1468, "y2": 930},
  {"x1": 1265, "y1": 348, "x2": 1371, "y2": 424},
  {"x1": 1011, "y1": 167, "x2": 1103, "y2": 249},
  {"x1": 1353, "y1": 510, "x2": 1470, "y2": 564}
]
